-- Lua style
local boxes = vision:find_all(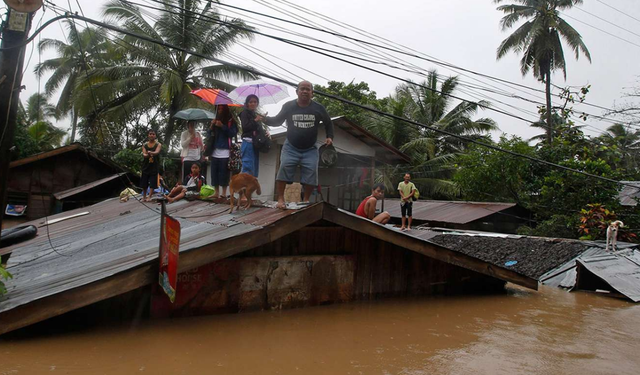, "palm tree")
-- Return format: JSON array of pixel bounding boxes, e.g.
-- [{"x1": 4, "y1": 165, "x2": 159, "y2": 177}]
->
[
  {"x1": 600, "y1": 123, "x2": 640, "y2": 171},
  {"x1": 76, "y1": 0, "x2": 255, "y2": 147},
  {"x1": 495, "y1": 0, "x2": 591, "y2": 144},
  {"x1": 27, "y1": 122, "x2": 67, "y2": 151},
  {"x1": 24, "y1": 93, "x2": 59, "y2": 125},
  {"x1": 21, "y1": 93, "x2": 66, "y2": 151},
  {"x1": 380, "y1": 71, "x2": 497, "y2": 198},
  {"x1": 34, "y1": 22, "x2": 111, "y2": 143},
  {"x1": 398, "y1": 71, "x2": 498, "y2": 159}
]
